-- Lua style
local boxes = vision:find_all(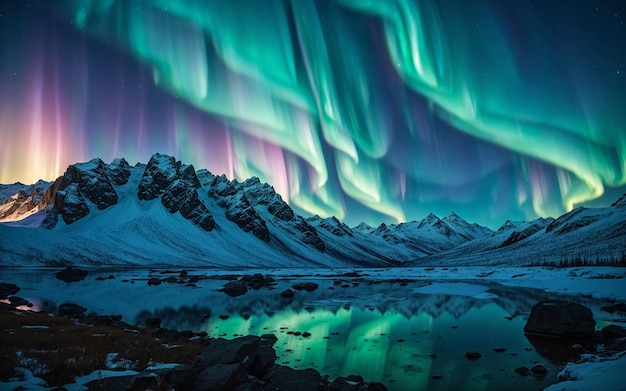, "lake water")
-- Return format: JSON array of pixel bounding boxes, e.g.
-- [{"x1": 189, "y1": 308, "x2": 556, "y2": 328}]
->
[{"x1": 1, "y1": 268, "x2": 613, "y2": 390}]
